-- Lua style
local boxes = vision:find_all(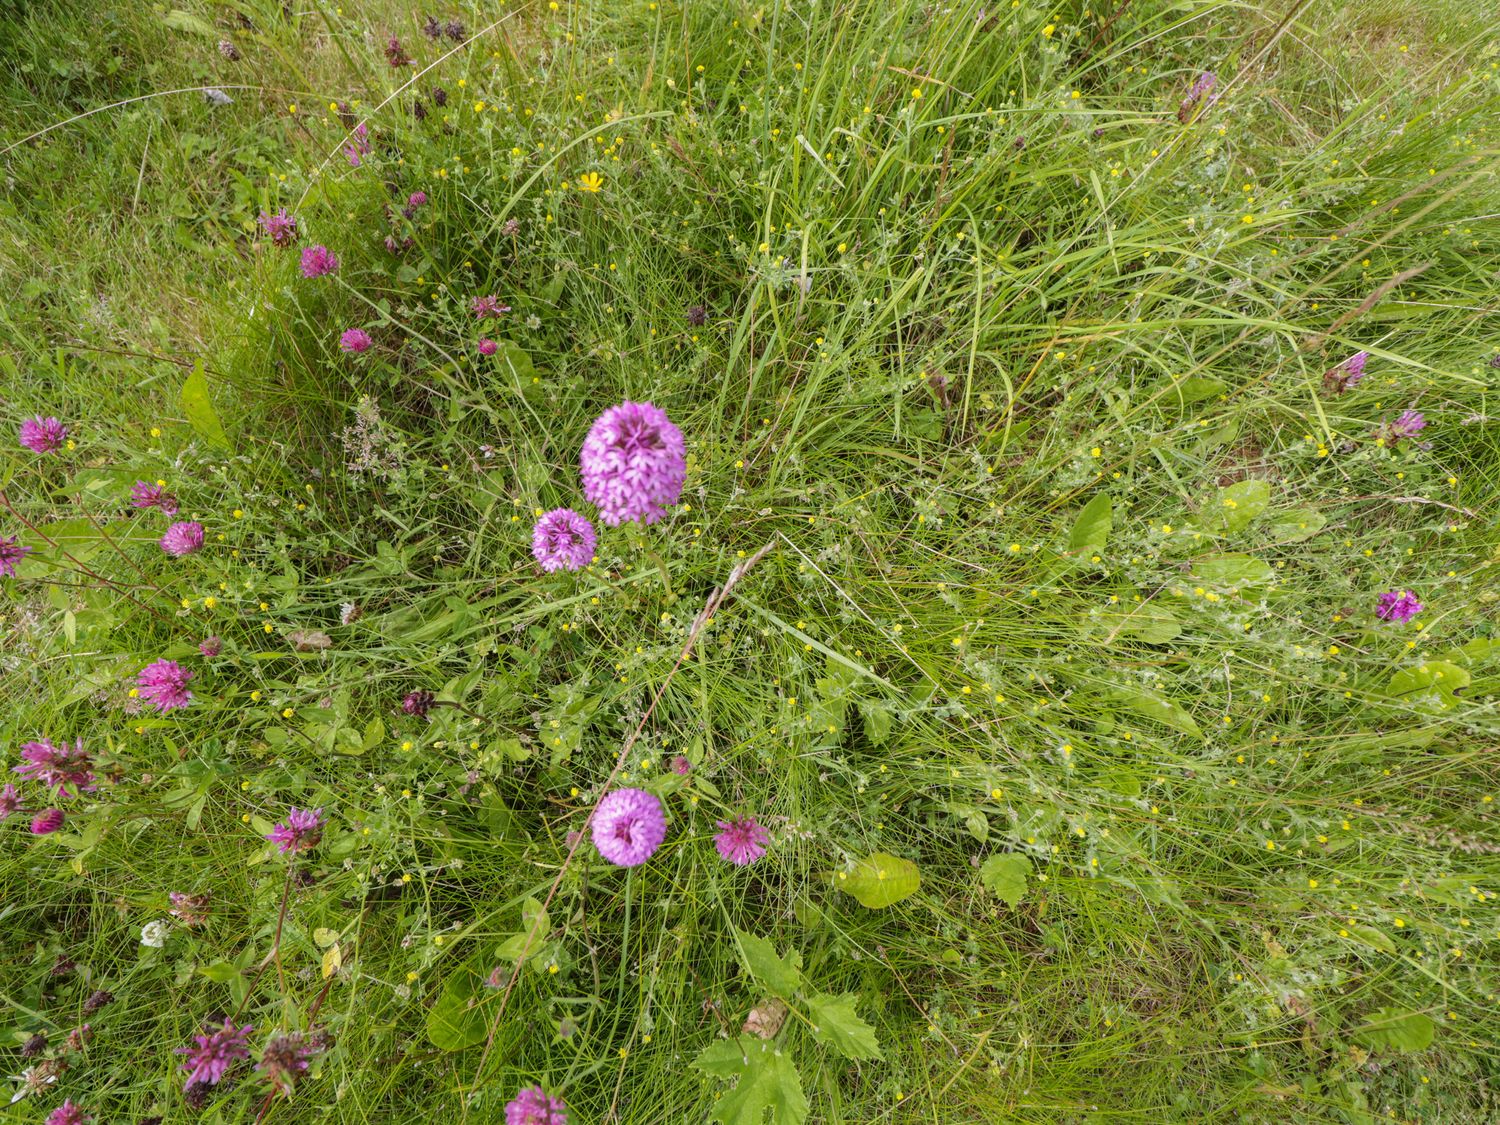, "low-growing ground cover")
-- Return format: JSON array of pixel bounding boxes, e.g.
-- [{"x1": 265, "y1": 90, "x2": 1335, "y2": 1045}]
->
[{"x1": 2, "y1": 1, "x2": 1498, "y2": 1122}]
